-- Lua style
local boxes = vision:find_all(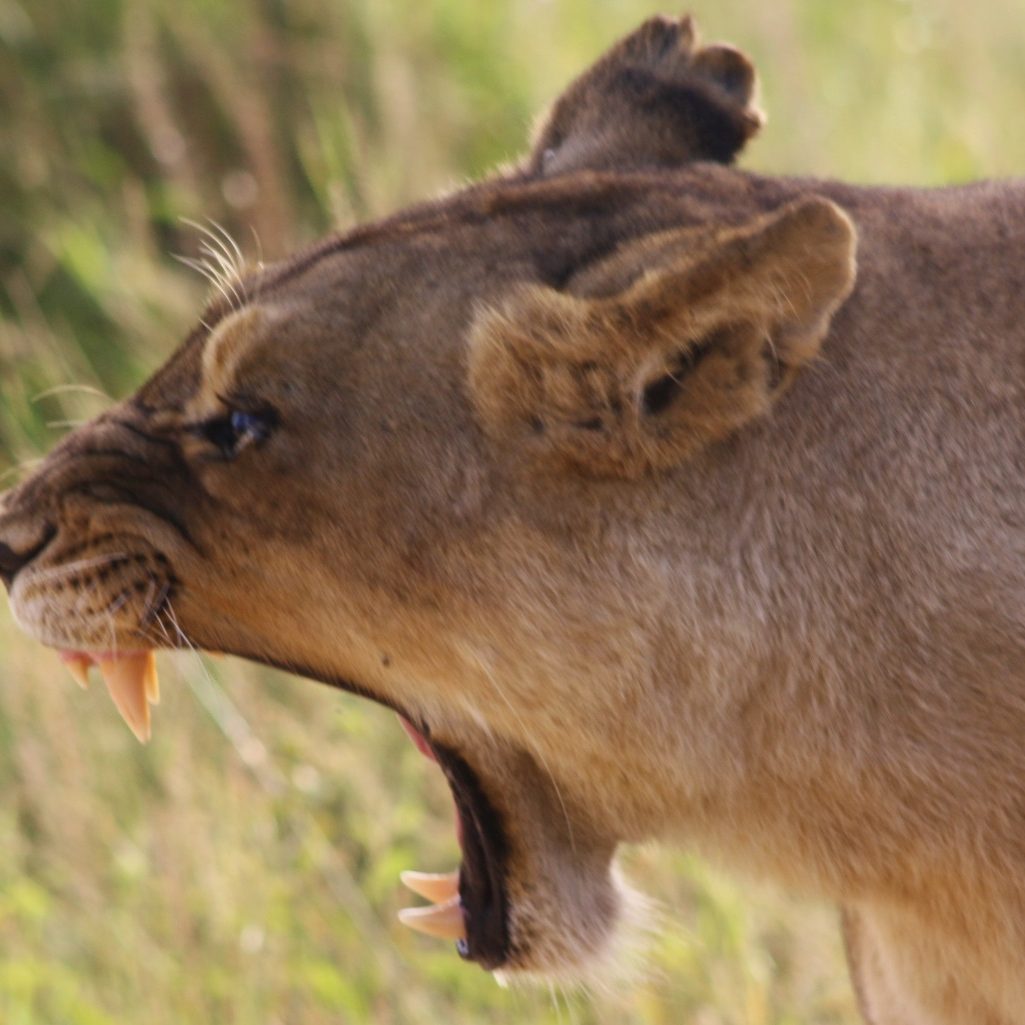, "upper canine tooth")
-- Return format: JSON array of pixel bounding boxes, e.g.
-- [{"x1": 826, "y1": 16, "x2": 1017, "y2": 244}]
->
[
  {"x1": 399, "y1": 870, "x2": 460, "y2": 904},
  {"x1": 397, "y1": 896, "x2": 465, "y2": 940},
  {"x1": 97, "y1": 653, "x2": 153, "y2": 744},
  {"x1": 62, "y1": 654, "x2": 92, "y2": 690},
  {"x1": 143, "y1": 651, "x2": 160, "y2": 706}
]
